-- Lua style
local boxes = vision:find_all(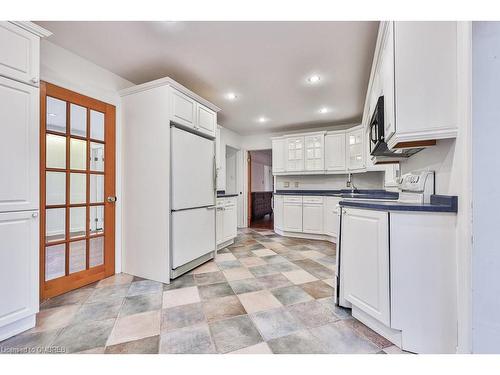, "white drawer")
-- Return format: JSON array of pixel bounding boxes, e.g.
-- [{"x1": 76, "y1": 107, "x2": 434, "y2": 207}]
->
[
  {"x1": 283, "y1": 195, "x2": 303, "y2": 204},
  {"x1": 303, "y1": 196, "x2": 324, "y2": 204}
]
